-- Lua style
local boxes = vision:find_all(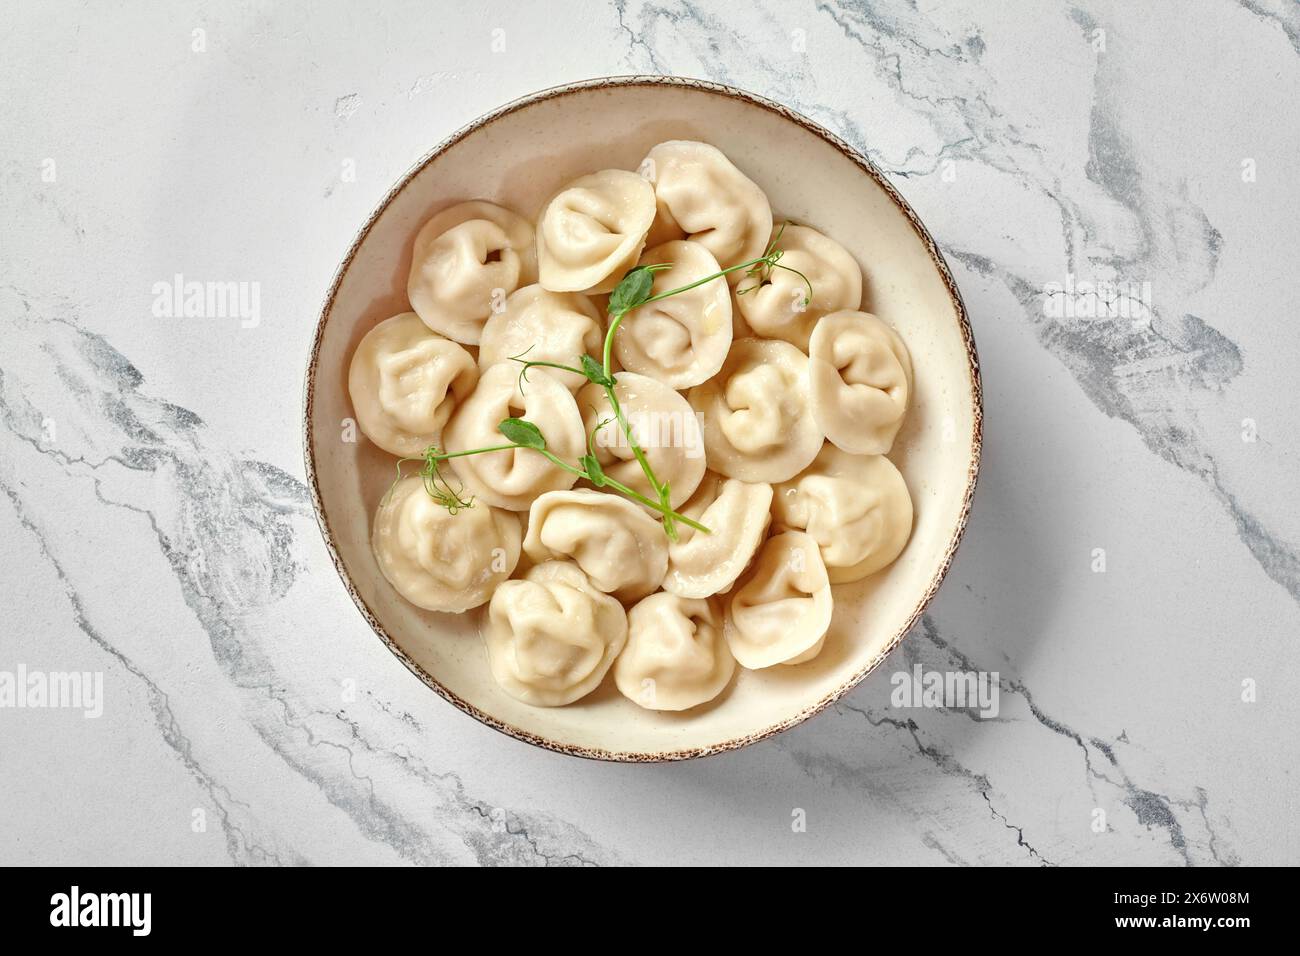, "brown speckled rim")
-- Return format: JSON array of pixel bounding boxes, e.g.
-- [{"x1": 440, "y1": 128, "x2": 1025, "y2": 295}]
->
[{"x1": 303, "y1": 75, "x2": 983, "y2": 763}]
